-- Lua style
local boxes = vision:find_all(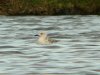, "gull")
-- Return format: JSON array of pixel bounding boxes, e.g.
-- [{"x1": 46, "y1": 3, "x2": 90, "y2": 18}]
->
[{"x1": 35, "y1": 32, "x2": 58, "y2": 44}]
